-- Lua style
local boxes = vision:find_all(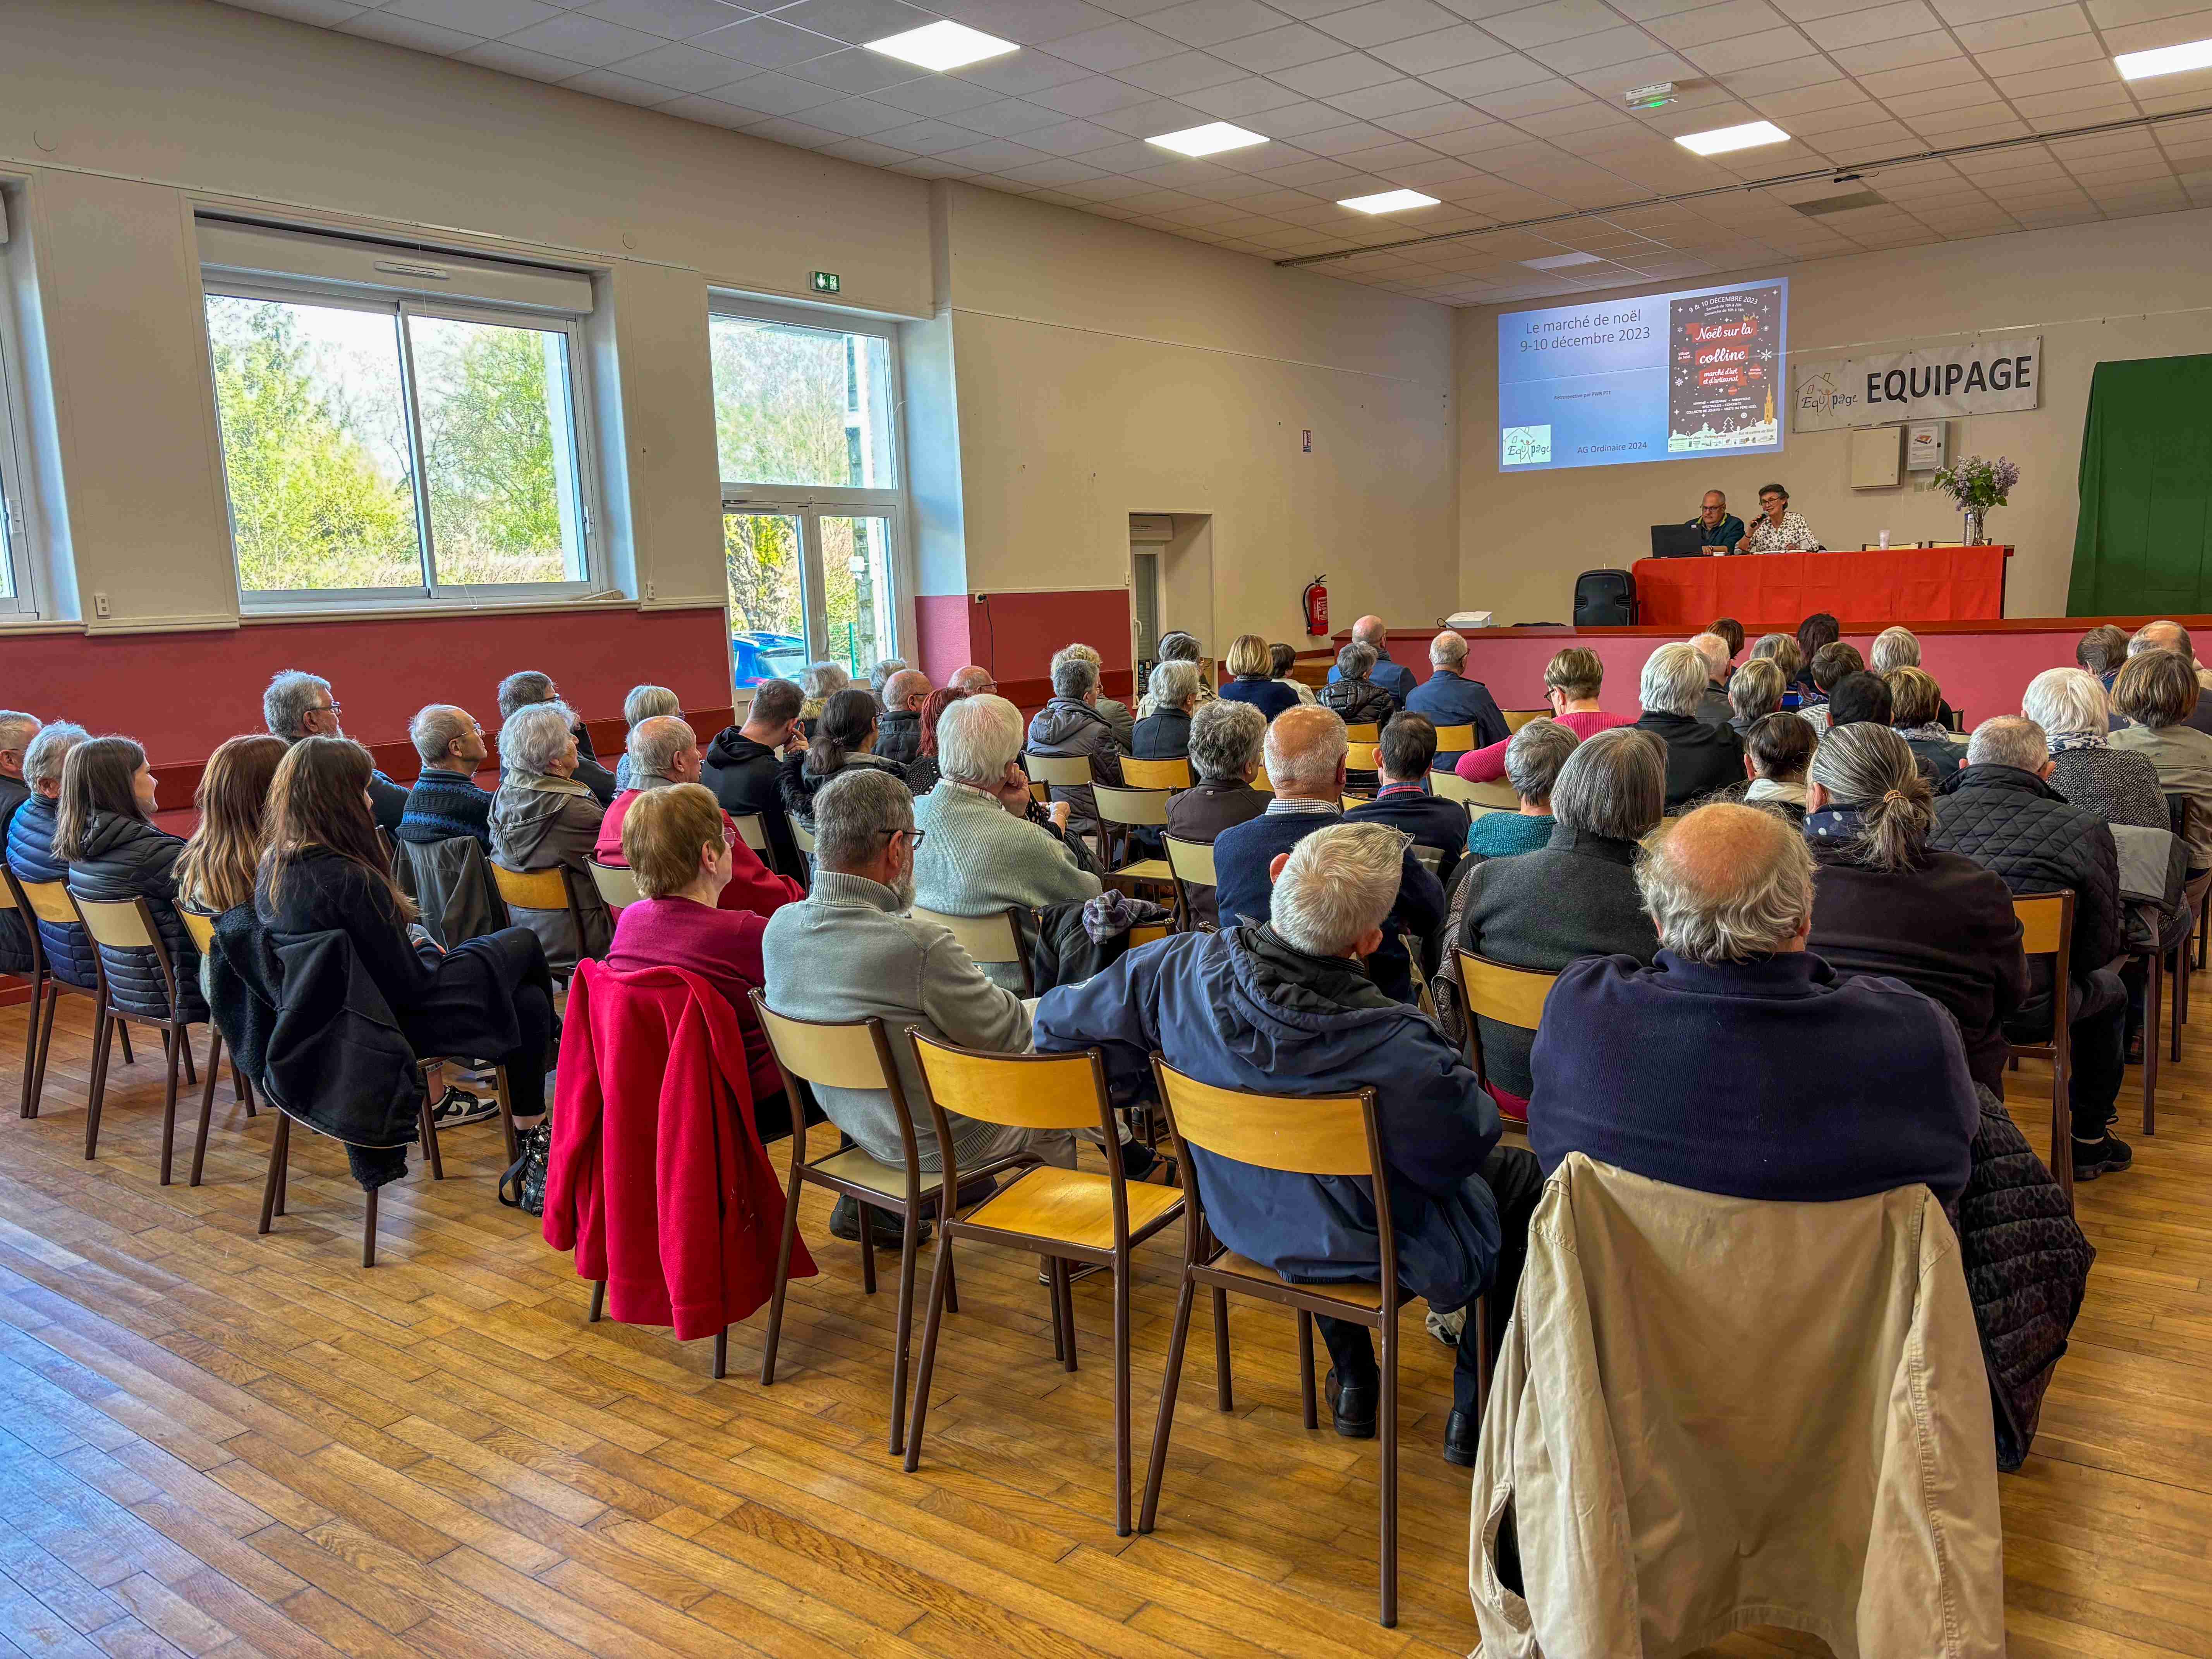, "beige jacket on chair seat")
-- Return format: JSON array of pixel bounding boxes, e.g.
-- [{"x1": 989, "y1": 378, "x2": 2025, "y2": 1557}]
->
[{"x1": 1468, "y1": 1154, "x2": 2004, "y2": 1659}]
